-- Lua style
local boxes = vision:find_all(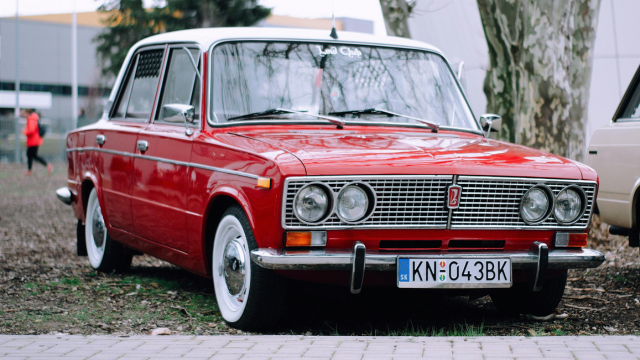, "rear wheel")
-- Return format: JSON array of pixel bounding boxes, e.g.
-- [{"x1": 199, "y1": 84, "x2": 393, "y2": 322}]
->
[
  {"x1": 85, "y1": 188, "x2": 132, "y2": 272},
  {"x1": 491, "y1": 270, "x2": 568, "y2": 316},
  {"x1": 212, "y1": 205, "x2": 286, "y2": 331}
]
